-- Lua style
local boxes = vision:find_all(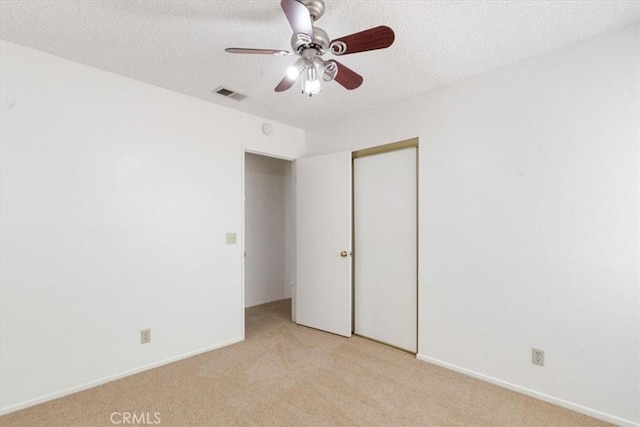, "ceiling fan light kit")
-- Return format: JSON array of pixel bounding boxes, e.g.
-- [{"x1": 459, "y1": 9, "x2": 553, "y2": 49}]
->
[{"x1": 225, "y1": 0, "x2": 395, "y2": 97}]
